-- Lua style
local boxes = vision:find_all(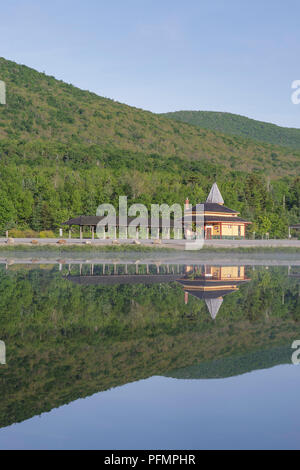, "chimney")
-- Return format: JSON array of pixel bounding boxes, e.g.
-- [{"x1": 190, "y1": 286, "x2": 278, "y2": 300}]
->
[
  {"x1": 184, "y1": 292, "x2": 189, "y2": 305},
  {"x1": 185, "y1": 198, "x2": 190, "y2": 211}
]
